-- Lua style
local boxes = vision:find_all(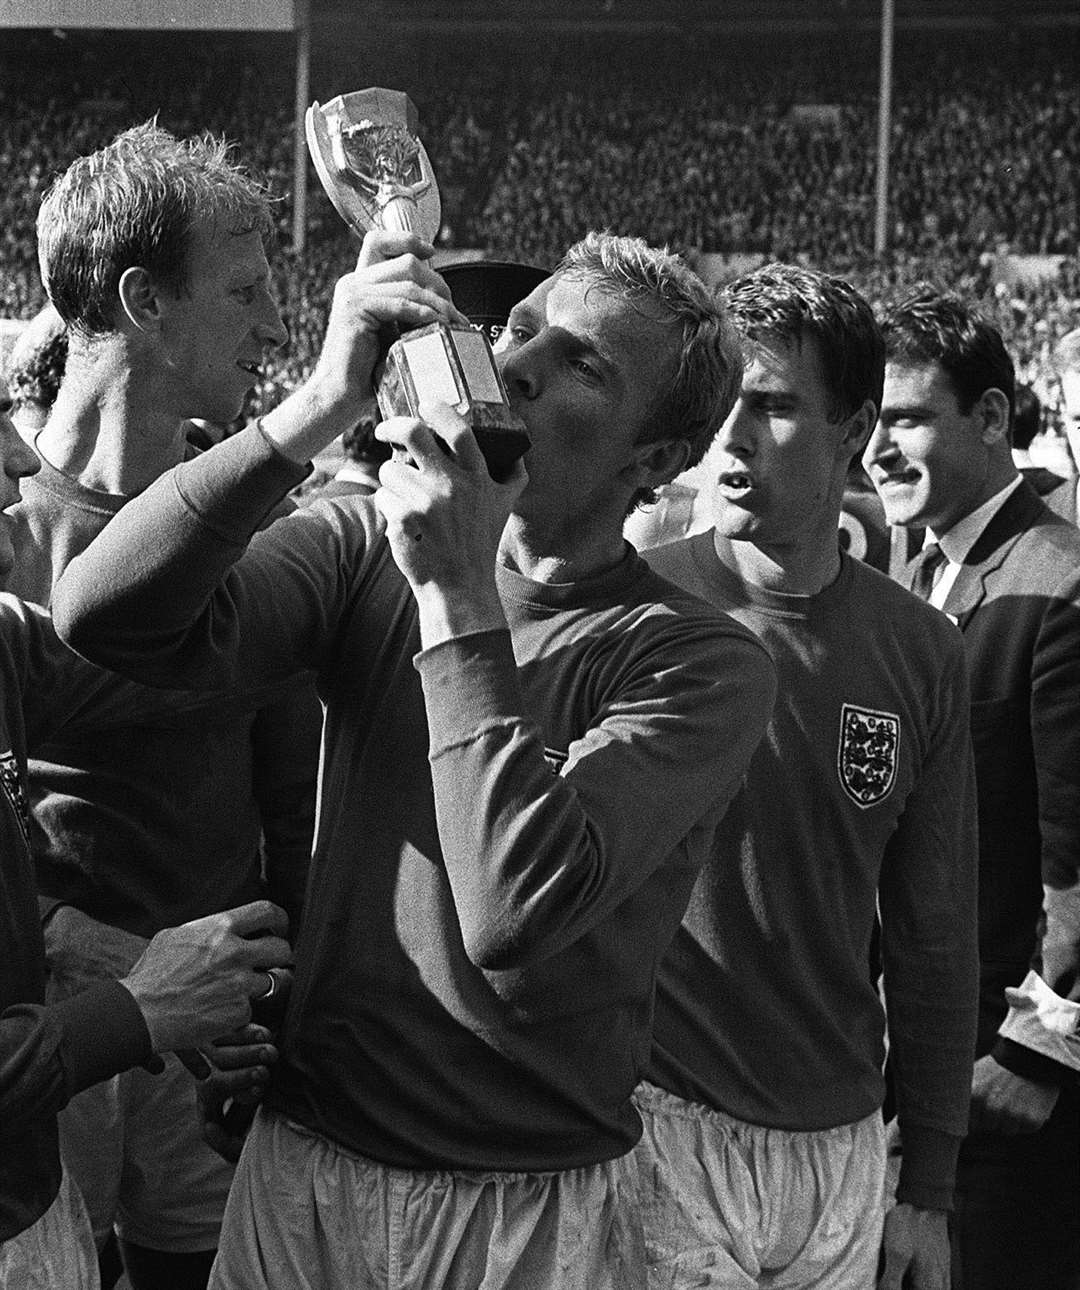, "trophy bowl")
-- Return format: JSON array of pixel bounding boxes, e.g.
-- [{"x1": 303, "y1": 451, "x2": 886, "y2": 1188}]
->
[
  {"x1": 305, "y1": 88, "x2": 441, "y2": 242},
  {"x1": 306, "y1": 88, "x2": 532, "y2": 480}
]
